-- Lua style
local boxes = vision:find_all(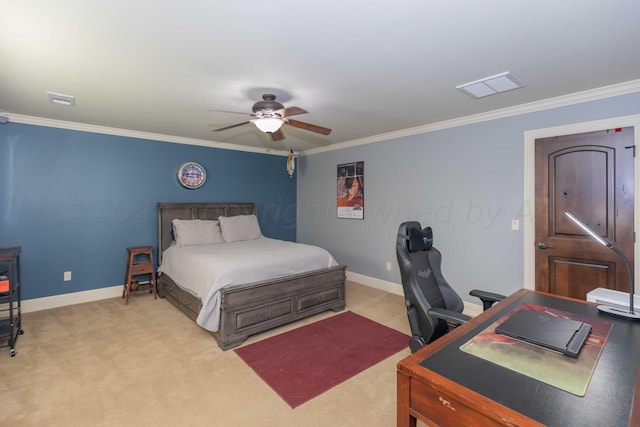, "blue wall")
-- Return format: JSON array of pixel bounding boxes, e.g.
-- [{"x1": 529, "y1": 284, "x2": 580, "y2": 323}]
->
[{"x1": 0, "y1": 123, "x2": 296, "y2": 300}]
